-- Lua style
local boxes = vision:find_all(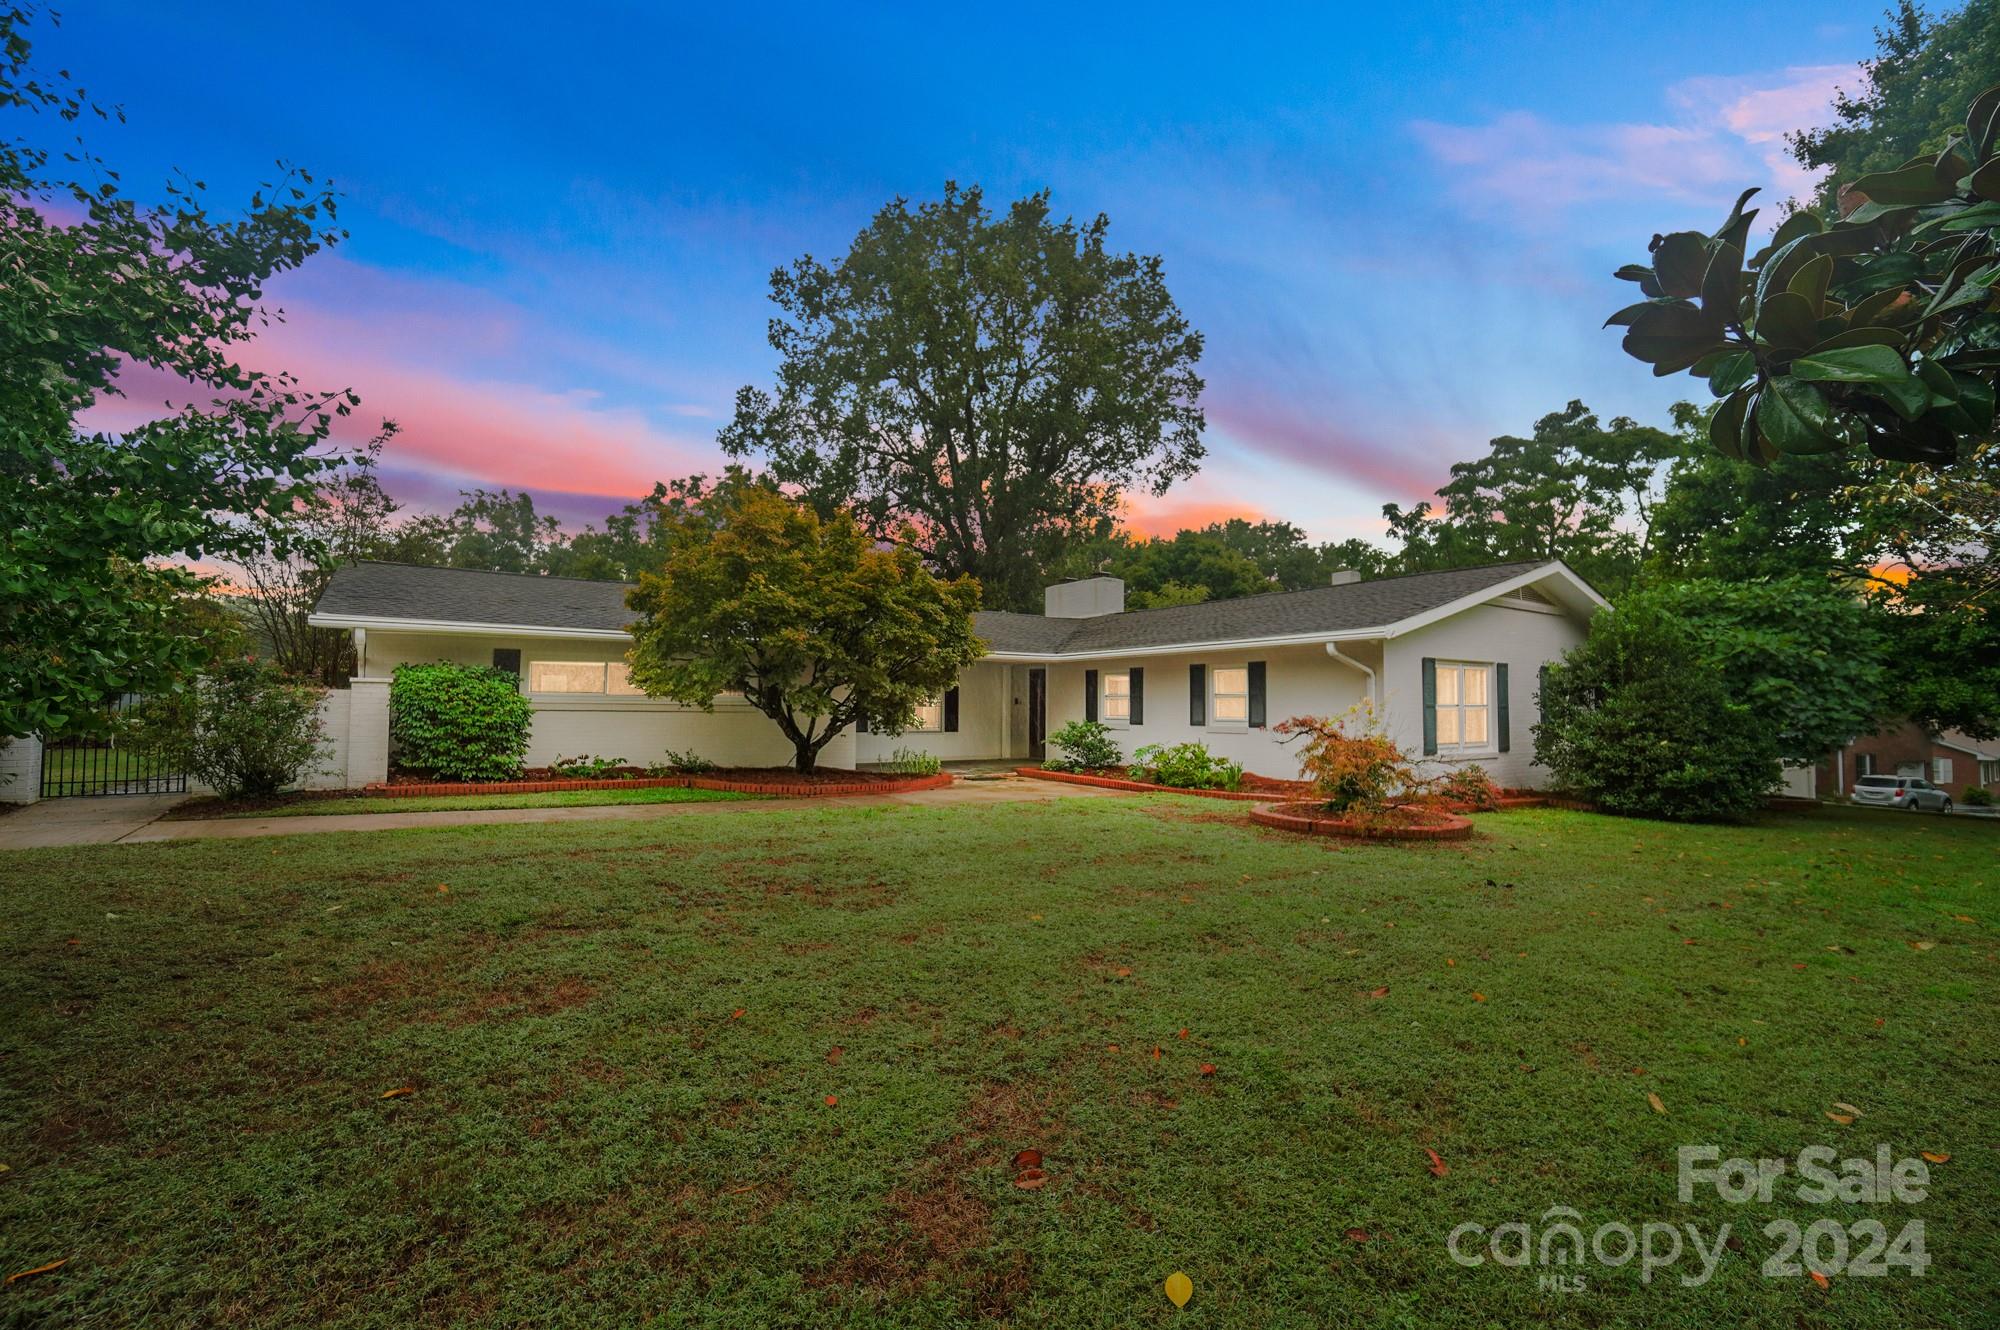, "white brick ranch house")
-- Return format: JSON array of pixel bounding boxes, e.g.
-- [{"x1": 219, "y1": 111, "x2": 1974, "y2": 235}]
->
[{"x1": 301, "y1": 558, "x2": 1605, "y2": 788}]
